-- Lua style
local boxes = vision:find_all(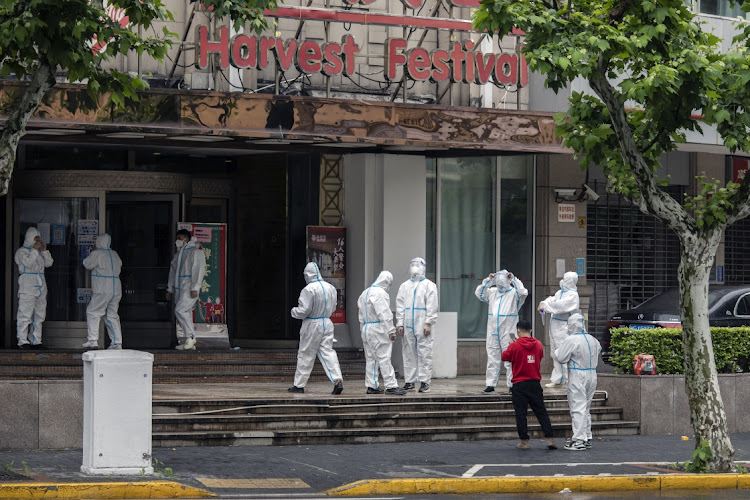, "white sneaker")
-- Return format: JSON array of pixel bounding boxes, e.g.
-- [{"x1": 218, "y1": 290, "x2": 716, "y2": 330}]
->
[
  {"x1": 545, "y1": 382, "x2": 562, "y2": 388},
  {"x1": 182, "y1": 337, "x2": 197, "y2": 350},
  {"x1": 107, "y1": 344, "x2": 122, "y2": 350},
  {"x1": 81, "y1": 340, "x2": 98, "y2": 349}
]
